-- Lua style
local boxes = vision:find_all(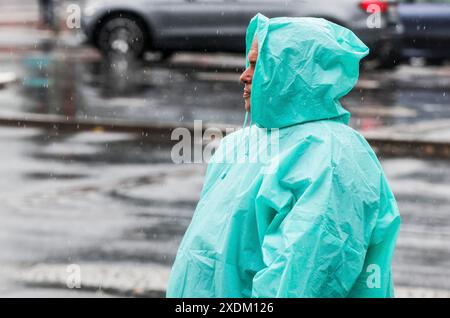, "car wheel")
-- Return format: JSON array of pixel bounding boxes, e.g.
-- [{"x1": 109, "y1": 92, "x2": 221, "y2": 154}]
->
[{"x1": 96, "y1": 15, "x2": 148, "y2": 58}]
